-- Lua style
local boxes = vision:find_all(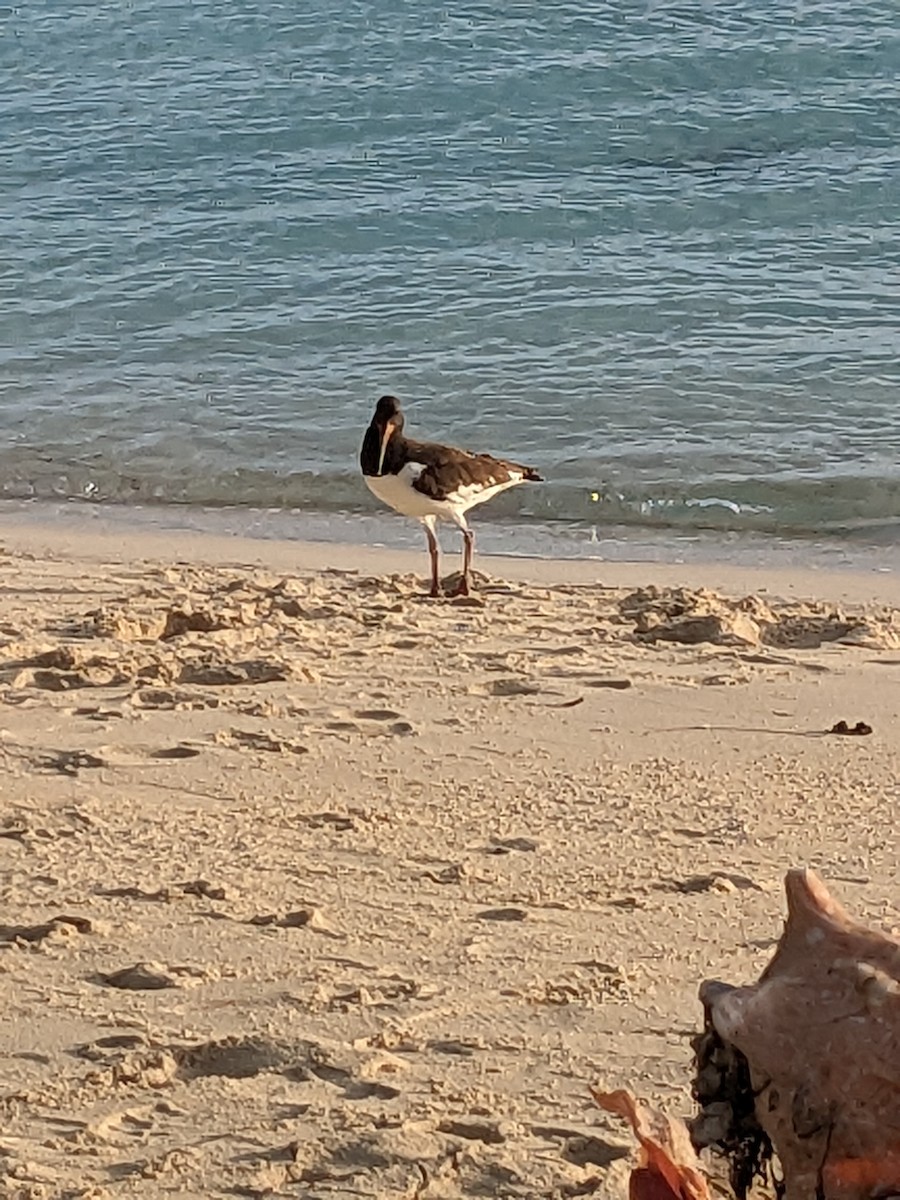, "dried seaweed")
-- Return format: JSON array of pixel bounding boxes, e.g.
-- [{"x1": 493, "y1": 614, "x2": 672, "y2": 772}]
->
[{"x1": 691, "y1": 1009, "x2": 775, "y2": 1200}]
